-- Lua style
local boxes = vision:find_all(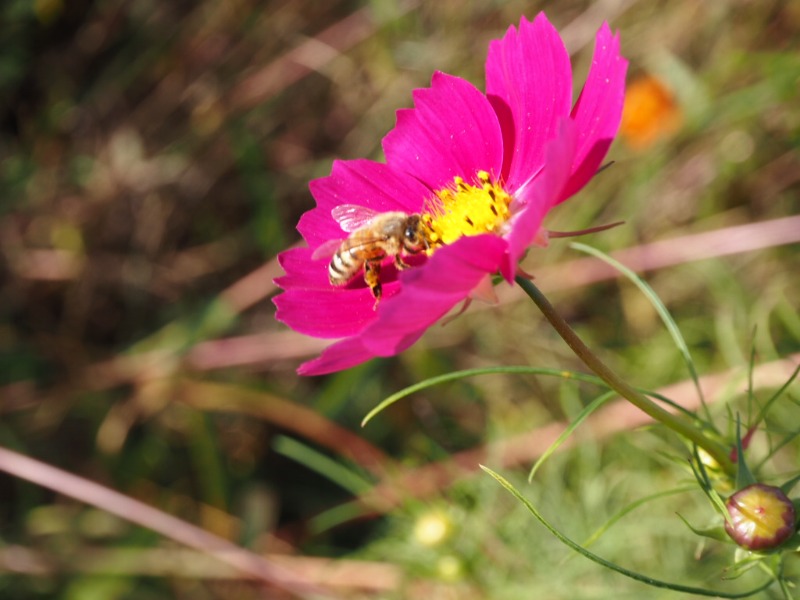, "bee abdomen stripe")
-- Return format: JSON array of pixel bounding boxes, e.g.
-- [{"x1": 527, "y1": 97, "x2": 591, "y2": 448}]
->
[
  {"x1": 331, "y1": 253, "x2": 352, "y2": 271},
  {"x1": 329, "y1": 253, "x2": 358, "y2": 284}
]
